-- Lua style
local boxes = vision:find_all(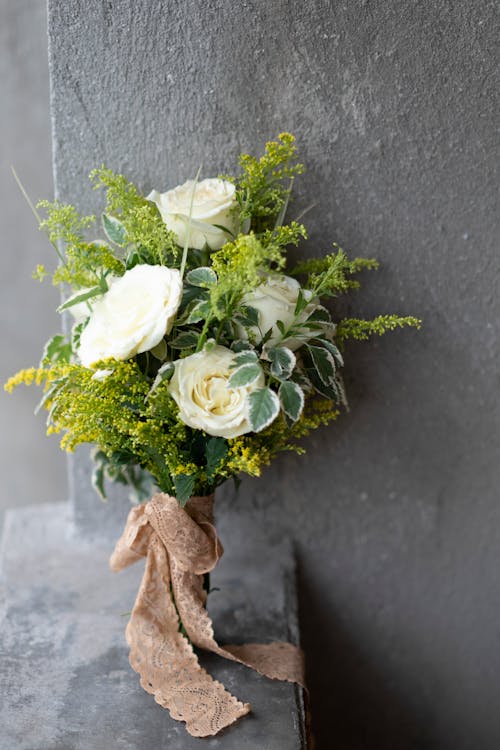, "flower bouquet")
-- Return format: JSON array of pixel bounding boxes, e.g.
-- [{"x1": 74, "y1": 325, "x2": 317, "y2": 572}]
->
[{"x1": 6, "y1": 133, "x2": 419, "y2": 737}]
